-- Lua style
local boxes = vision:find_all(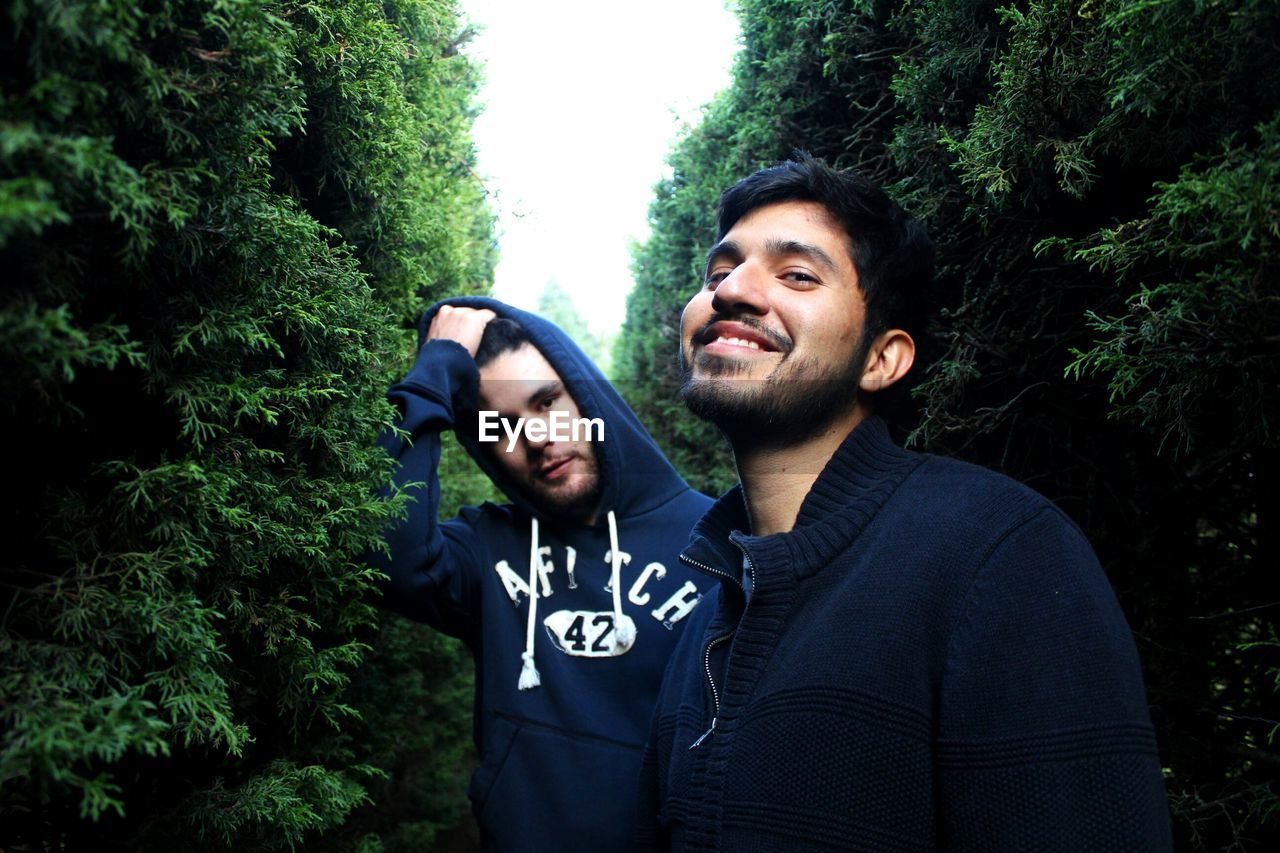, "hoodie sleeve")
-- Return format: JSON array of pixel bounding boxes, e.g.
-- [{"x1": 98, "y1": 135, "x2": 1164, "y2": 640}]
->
[{"x1": 369, "y1": 338, "x2": 485, "y2": 641}]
